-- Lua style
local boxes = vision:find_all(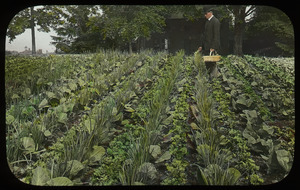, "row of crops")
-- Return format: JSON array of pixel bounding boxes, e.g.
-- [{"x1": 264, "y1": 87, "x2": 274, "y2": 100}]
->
[{"x1": 5, "y1": 50, "x2": 294, "y2": 185}]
